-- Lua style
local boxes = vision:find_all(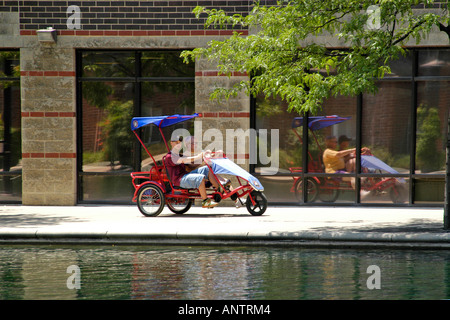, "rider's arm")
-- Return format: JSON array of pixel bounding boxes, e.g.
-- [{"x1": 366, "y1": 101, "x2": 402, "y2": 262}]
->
[
  {"x1": 176, "y1": 152, "x2": 203, "y2": 164},
  {"x1": 335, "y1": 148, "x2": 356, "y2": 158}
]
